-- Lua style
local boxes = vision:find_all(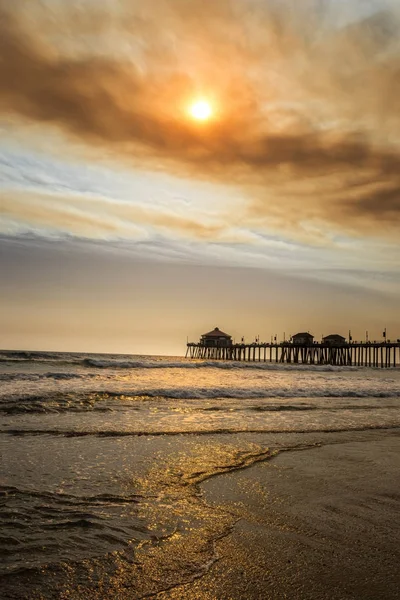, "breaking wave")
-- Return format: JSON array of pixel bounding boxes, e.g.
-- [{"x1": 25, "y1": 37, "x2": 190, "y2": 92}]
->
[
  {"x1": 0, "y1": 352, "x2": 374, "y2": 372},
  {"x1": 4, "y1": 424, "x2": 400, "y2": 438},
  {"x1": 0, "y1": 351, "x2": 63, "y2": 361},
  {"x1": 84, "y1": 387, "x2": 400, "y2": 400},
  {"x1": 82, "y1": 358, "x2": 365, "y2": 371},
  {"x1": 1, "y1": 386, "x2": 400, "y2": 415},
  {"x1": 0, "y1": 372, "x2": 96, "y2": 382}
]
